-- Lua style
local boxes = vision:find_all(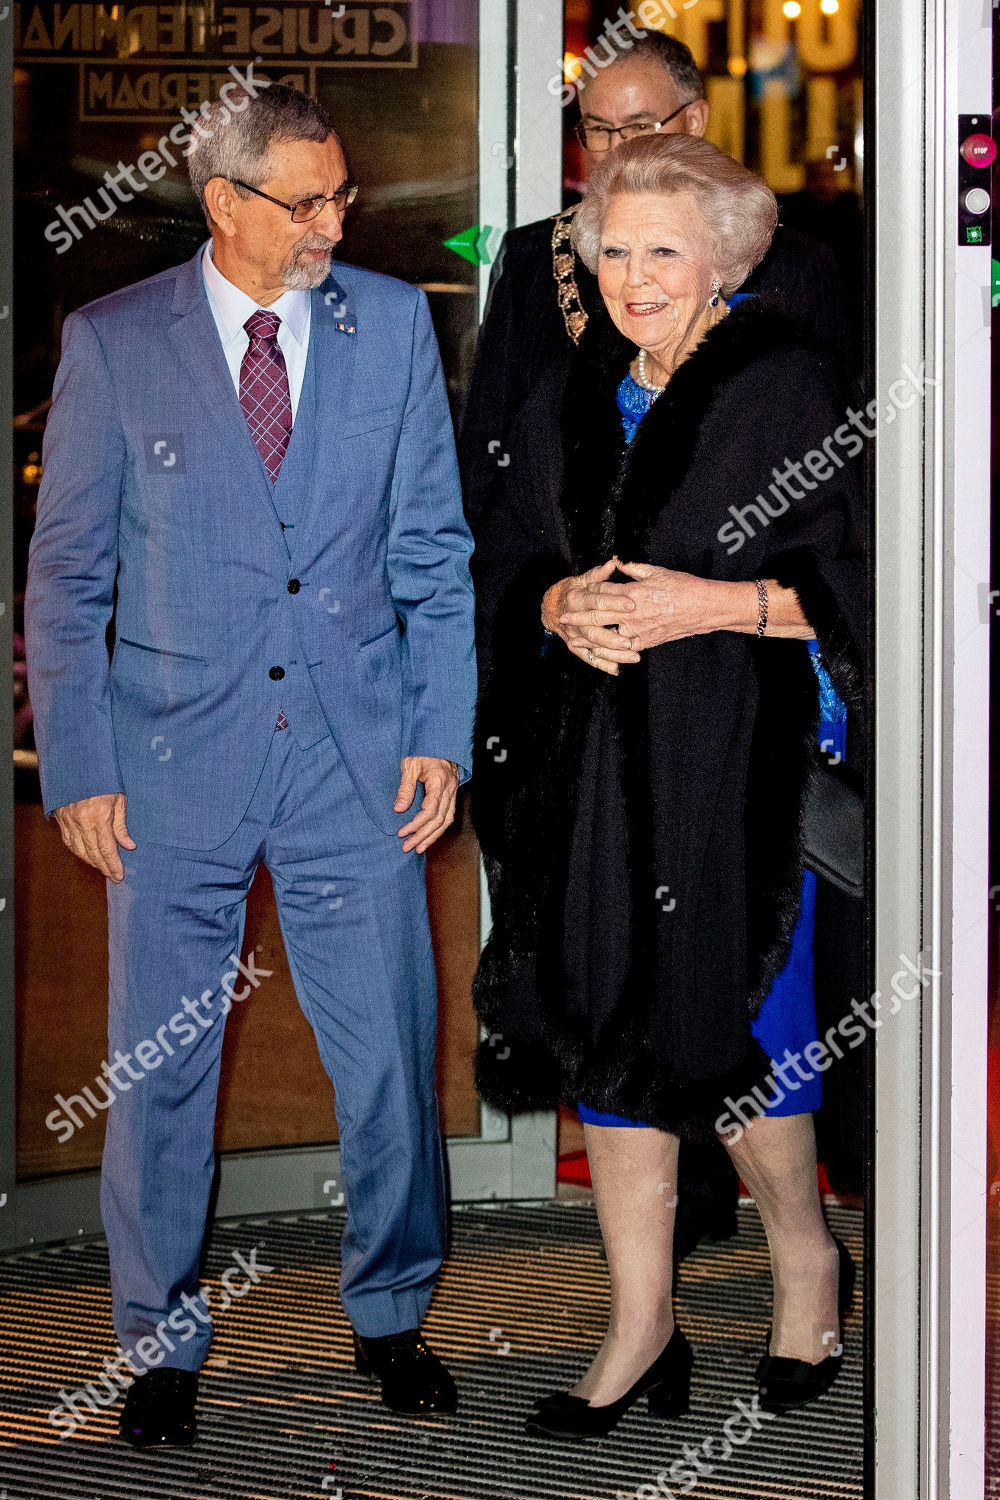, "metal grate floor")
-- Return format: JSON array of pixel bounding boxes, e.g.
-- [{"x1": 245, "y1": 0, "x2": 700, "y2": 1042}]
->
[{"x1": 0, "y1": 1200, "x2": 863, "y2": 1500}]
